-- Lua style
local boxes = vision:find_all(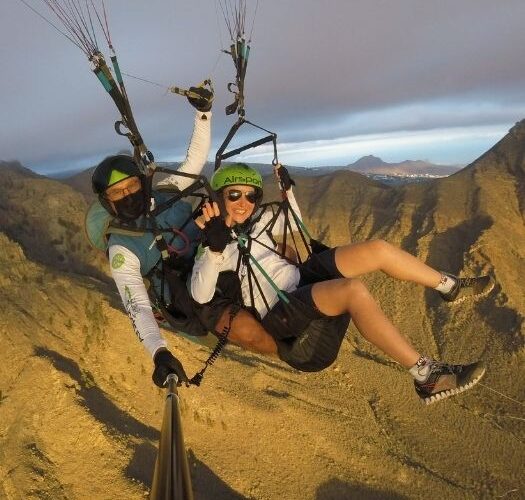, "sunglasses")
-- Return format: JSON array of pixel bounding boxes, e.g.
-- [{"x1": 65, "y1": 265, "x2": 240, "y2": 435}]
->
[{"x1": 225, "y1": 189, "x2": 260, "y2": 204}]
